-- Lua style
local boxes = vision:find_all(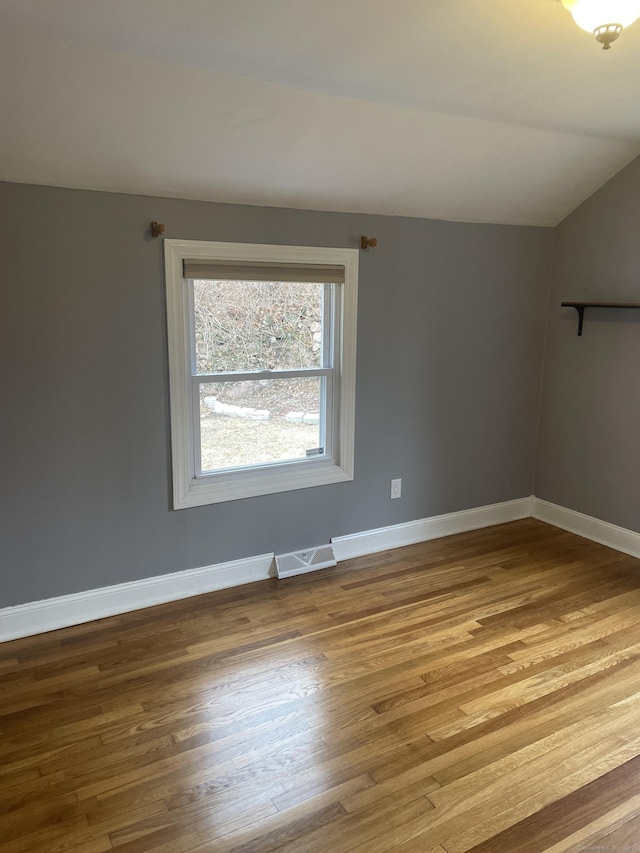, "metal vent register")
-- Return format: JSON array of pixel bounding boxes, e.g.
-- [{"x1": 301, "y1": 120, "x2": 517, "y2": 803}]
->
[{"x1": 275, "y1": 545, "x2": 337, "y2": 579}]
